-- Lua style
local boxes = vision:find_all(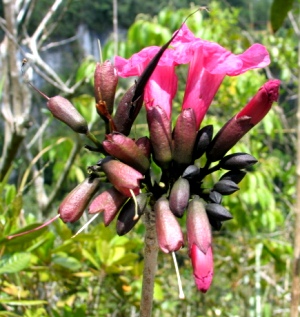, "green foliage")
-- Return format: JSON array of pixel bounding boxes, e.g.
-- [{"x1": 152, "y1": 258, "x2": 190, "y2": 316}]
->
[{"x1": 270, "y1": 0, "x2": 295, "y2": 32}]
